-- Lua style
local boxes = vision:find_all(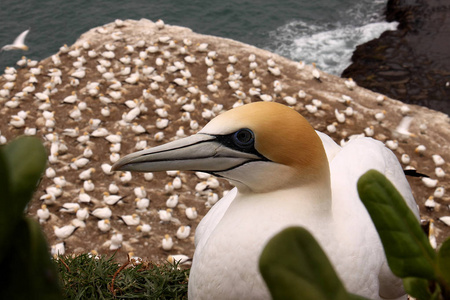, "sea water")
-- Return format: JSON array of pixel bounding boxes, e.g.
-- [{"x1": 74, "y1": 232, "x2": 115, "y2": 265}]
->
[{"x1": 0, "y1": 0, "x2": 396, "y2": 76}]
